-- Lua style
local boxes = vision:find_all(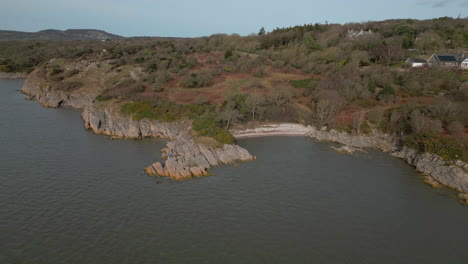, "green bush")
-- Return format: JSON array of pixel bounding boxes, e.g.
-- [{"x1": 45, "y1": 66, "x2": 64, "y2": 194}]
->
[
  {"x1": 121, "y1": 101, "x2": 211, "y2": 122},
  {"x1": 361, "y1": 121, "x2": 371, "y2": 134},
  {"x1": 368, "y1": 80, "x2": 377, "y2": 93},
  {"x1": 291, "y1": 78, "x2": 316, "y2": 88},
  {"x1": 95, "y1": 94, "x2": 113, "y2": 102},
  {"x1": 49, "y1": 66, "x2": 63, "y2": 76},
  {"x1": 192, "y1": 116, "x2": 234, "y2": 144},
  {"x1": 402, "y1": 133, "x2": 468, "y2": 162},
  {"x1": 378, "y1": 85, "x2": 396, "y2": 102},
  {"x1": 0, "y1": 65, "x2": 11, "y2": 72}
]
